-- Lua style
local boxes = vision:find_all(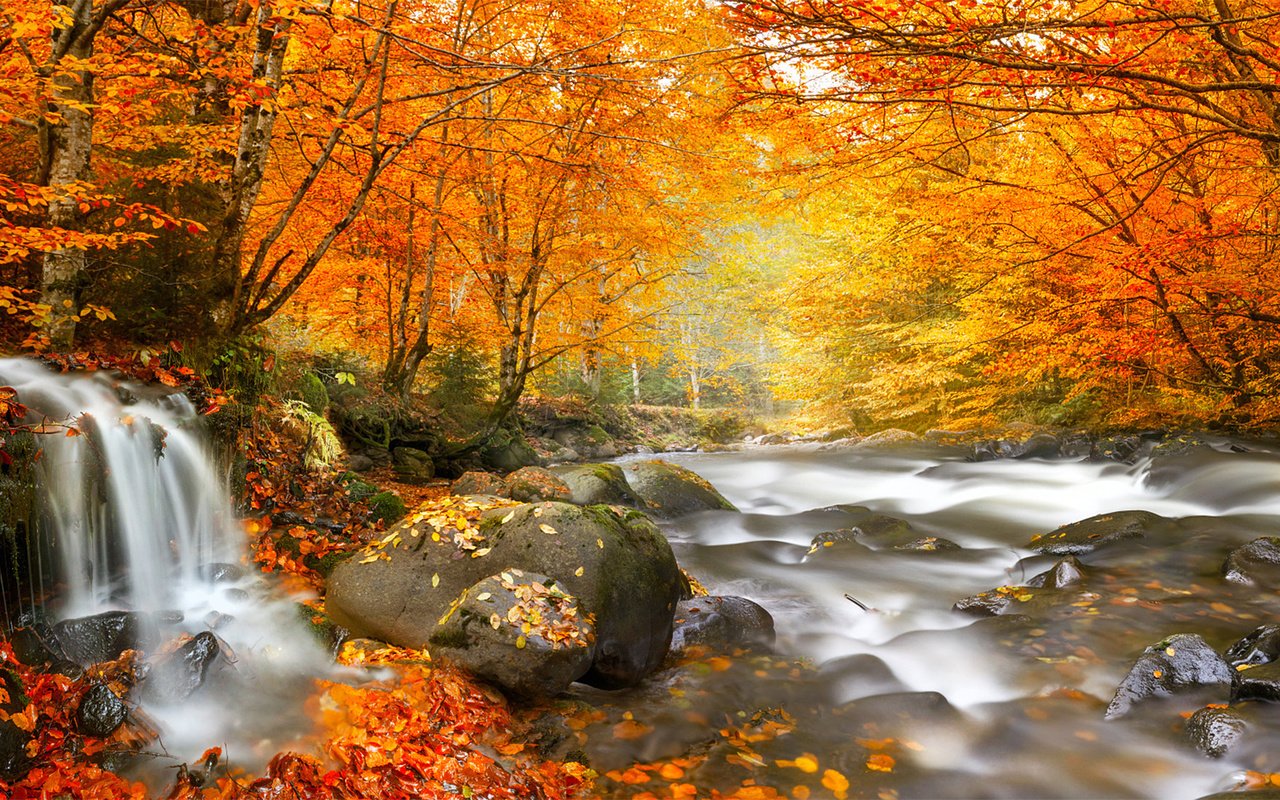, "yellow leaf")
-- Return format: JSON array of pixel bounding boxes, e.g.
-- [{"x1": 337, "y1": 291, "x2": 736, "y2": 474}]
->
[
  {"x1": 822, "y1": 768, "x2": 851, "y2": 798},
  {"x1": 575, "y1": 566, "x2": 585, "y2": 577},
  {"x1": 501, "y1": 511, "x2": 516, "y2": 524},
  {"x1": 516, "y1": 636, "x2": 527, "y2": 649},
  {"x1": 432, "y1": 573, "x2": 440, "y2": 587},
  {"x1": 866, "y1": 753, "x2": 895, "y2": 773},
  {"x1": 540, "y1": 523, "x2": 558, "y2": 535}
]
